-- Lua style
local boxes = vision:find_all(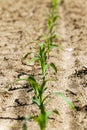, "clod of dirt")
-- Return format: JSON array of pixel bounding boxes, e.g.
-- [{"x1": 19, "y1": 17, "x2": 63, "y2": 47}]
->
[
  {"x1": 15, "y1": 99, "x2": 27, "y2": 106},
  {"x1": 75, "y1": 105, "x2": 87, "y2": 112},
  {"x1": 70, "y1": 66, "x2": 87, "y2": 78},
  {"x1": 66, "y1": 89, "x2": 77, "y2": 96}
]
